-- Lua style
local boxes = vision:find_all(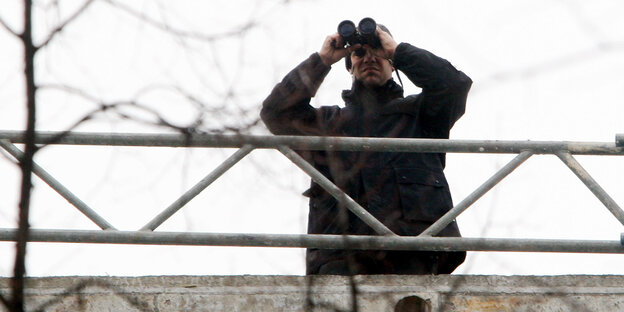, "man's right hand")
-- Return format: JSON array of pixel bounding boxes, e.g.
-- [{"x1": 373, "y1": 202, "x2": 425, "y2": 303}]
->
[{"x1": 318, "y1": 33, "x2": 356, "y2": 66}]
